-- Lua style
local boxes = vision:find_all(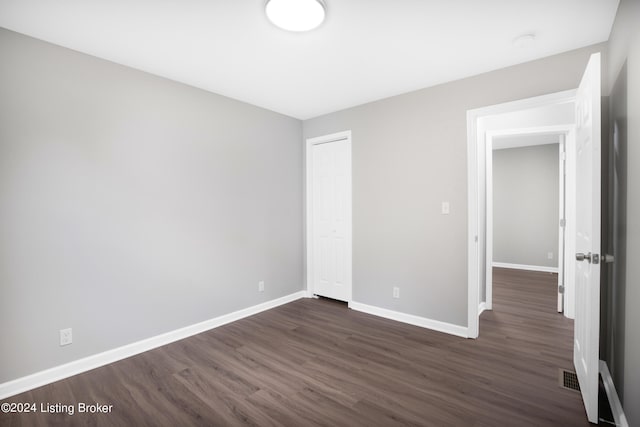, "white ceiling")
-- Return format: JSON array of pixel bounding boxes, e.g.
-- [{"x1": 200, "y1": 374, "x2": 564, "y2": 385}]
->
[{"x1": 0, "y1": 0, "x2": 619, "y2": 119}]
